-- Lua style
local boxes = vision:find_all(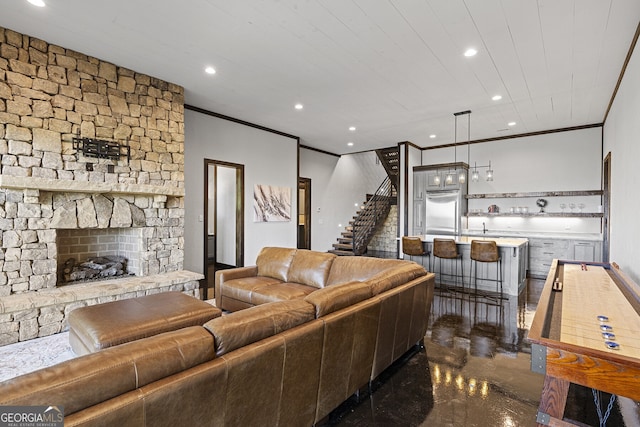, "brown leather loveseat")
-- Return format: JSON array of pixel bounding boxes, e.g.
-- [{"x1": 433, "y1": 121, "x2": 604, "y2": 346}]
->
[{"x1": 0, "y1": 248, "x2": 435, "y2": 426}]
